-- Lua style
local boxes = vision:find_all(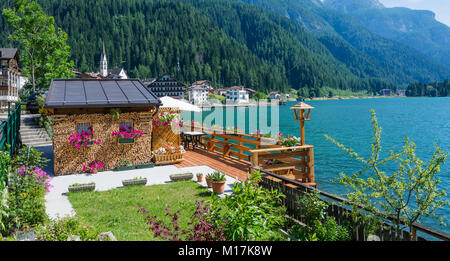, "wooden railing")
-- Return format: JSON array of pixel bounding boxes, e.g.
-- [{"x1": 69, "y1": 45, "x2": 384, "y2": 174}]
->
[
  {"x1": 250, "y1": 145, "x2": 315, "y2": 186},
  {"x1": 182, "y1": 123, "x2": 315, "y2": 185},
  {"x1": 257, "y1": 168, "x2": 450, "y2": 241}
]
